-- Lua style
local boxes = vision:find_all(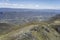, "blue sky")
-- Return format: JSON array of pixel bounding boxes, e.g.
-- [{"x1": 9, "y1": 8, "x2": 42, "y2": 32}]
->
[{"x1": 0, "y1": 0, "x2": 60, "y2": 9}]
